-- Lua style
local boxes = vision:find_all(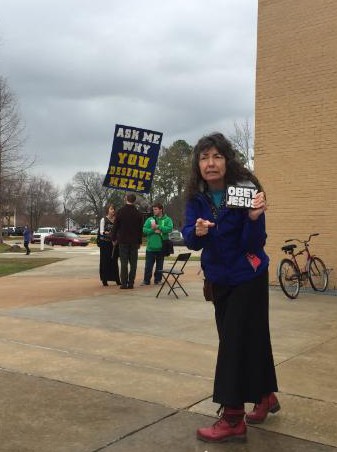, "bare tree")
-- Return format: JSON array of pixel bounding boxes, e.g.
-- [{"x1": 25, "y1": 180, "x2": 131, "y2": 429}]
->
[
  {"x1": 64, "y1": 172, "x2": 124, "y2": 226},
  {"x1": 0, "y1": 76, "x2": 32, "y2": 241},
  {"x1": 20, "y1": 176, "x2": 60, "y2": 231},
  {"x1": 229, "y1": 119, "x2": 254, "y2": 169},
  {"x1": 1, "y1": 173, "x2": 26, "y2": 227}
]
